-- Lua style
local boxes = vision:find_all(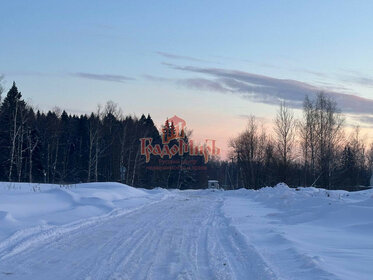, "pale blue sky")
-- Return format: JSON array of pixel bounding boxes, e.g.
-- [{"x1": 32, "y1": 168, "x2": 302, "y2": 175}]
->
[{"x1": 1, "y1": 1, "x2": 373, "y2": 154}]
